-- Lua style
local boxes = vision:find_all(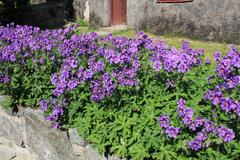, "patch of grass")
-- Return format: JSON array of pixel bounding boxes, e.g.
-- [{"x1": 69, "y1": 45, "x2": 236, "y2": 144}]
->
[
  {"x1": 111, "y1": 29, "x2": 137, "y2": 37},
  {"x1": 0, "y1": 96, "x2": 12, "y2": 109},
  {"x1": 77, "y1": 19, "x2": 89, "y2": 27}
]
